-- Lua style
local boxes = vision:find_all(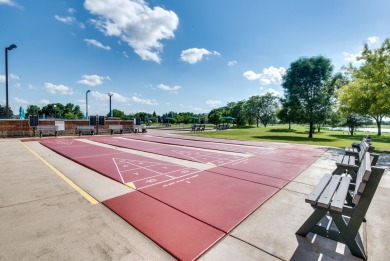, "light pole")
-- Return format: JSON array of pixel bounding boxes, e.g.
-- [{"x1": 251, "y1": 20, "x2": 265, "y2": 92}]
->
[
  {"x1": 86, "y1": 90, "x2": 90, "y2": 119},
  {"x1": 53, "y1": 104, "x2": 56, "y2": 119},
  {"x1": 5, "y1": 44, "x2": 17, "y2": 119},
  {"x1": 107, "y1": 92, "x2": 113, "y2": 117}
]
